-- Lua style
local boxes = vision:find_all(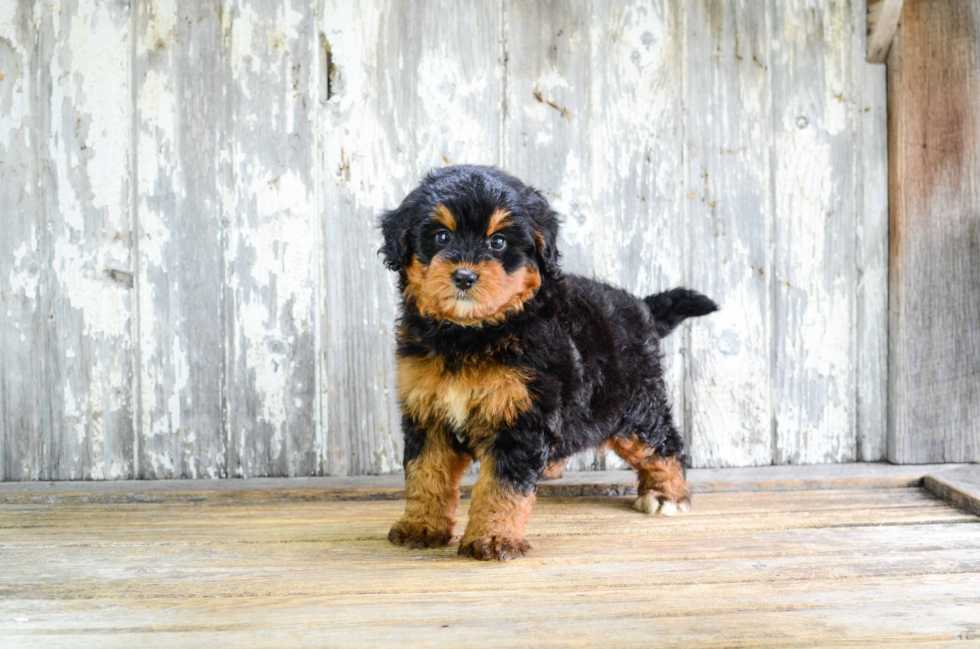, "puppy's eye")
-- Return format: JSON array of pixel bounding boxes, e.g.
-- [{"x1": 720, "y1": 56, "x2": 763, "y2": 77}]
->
[
  {"x1": 435, "y1": 231, "x2": 451, "y2": 246},
  {"x1": 489, "y1": 234, "x2": 507, "y2": 251}
]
